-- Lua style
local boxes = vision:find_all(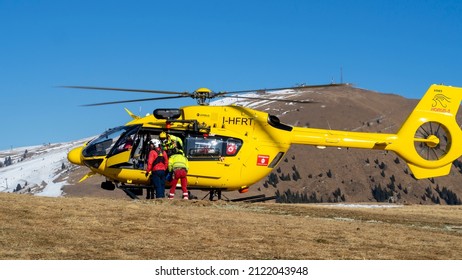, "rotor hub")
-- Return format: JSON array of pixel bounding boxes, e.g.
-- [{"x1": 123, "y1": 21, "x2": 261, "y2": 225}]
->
[
  {"x1": 193, "y1": 88, "x2": 213, "y2": 105},
  {"x1": 425, "y1": 135, "x2": 440, "y2": 148}
]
